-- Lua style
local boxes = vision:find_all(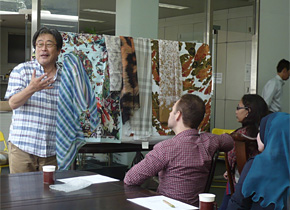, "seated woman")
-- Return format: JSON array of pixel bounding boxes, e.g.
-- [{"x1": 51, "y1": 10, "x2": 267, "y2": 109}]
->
[
  {"x1": 219, "y1": 94, "x2": 268, "y2": 210},
  {"x1": 226, "y1": 112, "x2": 290, "y2": 210}
]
